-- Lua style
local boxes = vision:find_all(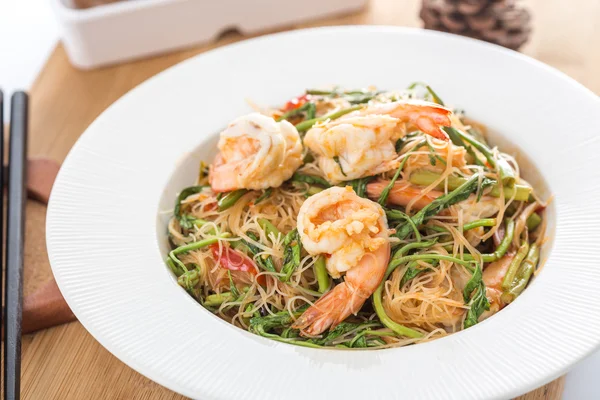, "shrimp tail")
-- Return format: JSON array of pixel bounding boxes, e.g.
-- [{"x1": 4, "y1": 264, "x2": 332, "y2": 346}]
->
[
  {"x1": 292, "y1": 282, "x2": 364, "y2": 336},
  {"x1": 416, "y1": 115, "x2": 450, "y2": 141}
]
